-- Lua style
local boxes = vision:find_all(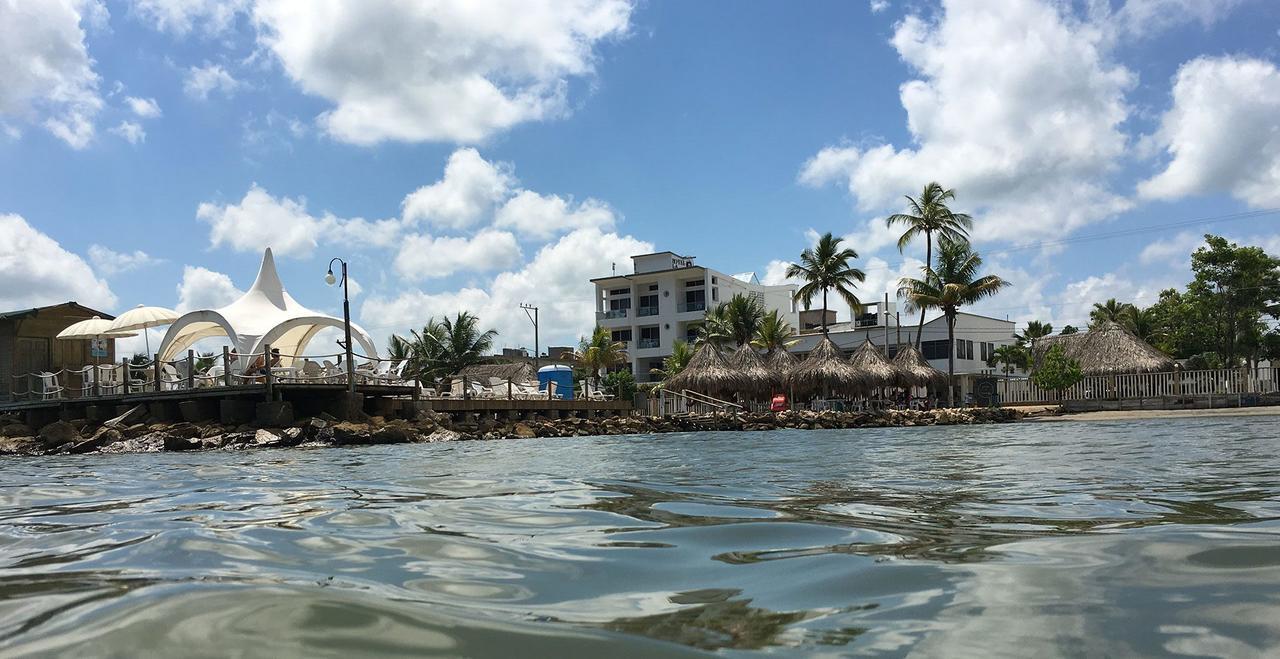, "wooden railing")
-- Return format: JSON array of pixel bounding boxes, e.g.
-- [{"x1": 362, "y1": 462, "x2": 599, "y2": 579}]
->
[
  {"x1": 993, "y1": 367, "x2": 1279, "y2": 405},
  {"x1": 646, "y1": 389, "x2": 743, "y2": 417}
]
